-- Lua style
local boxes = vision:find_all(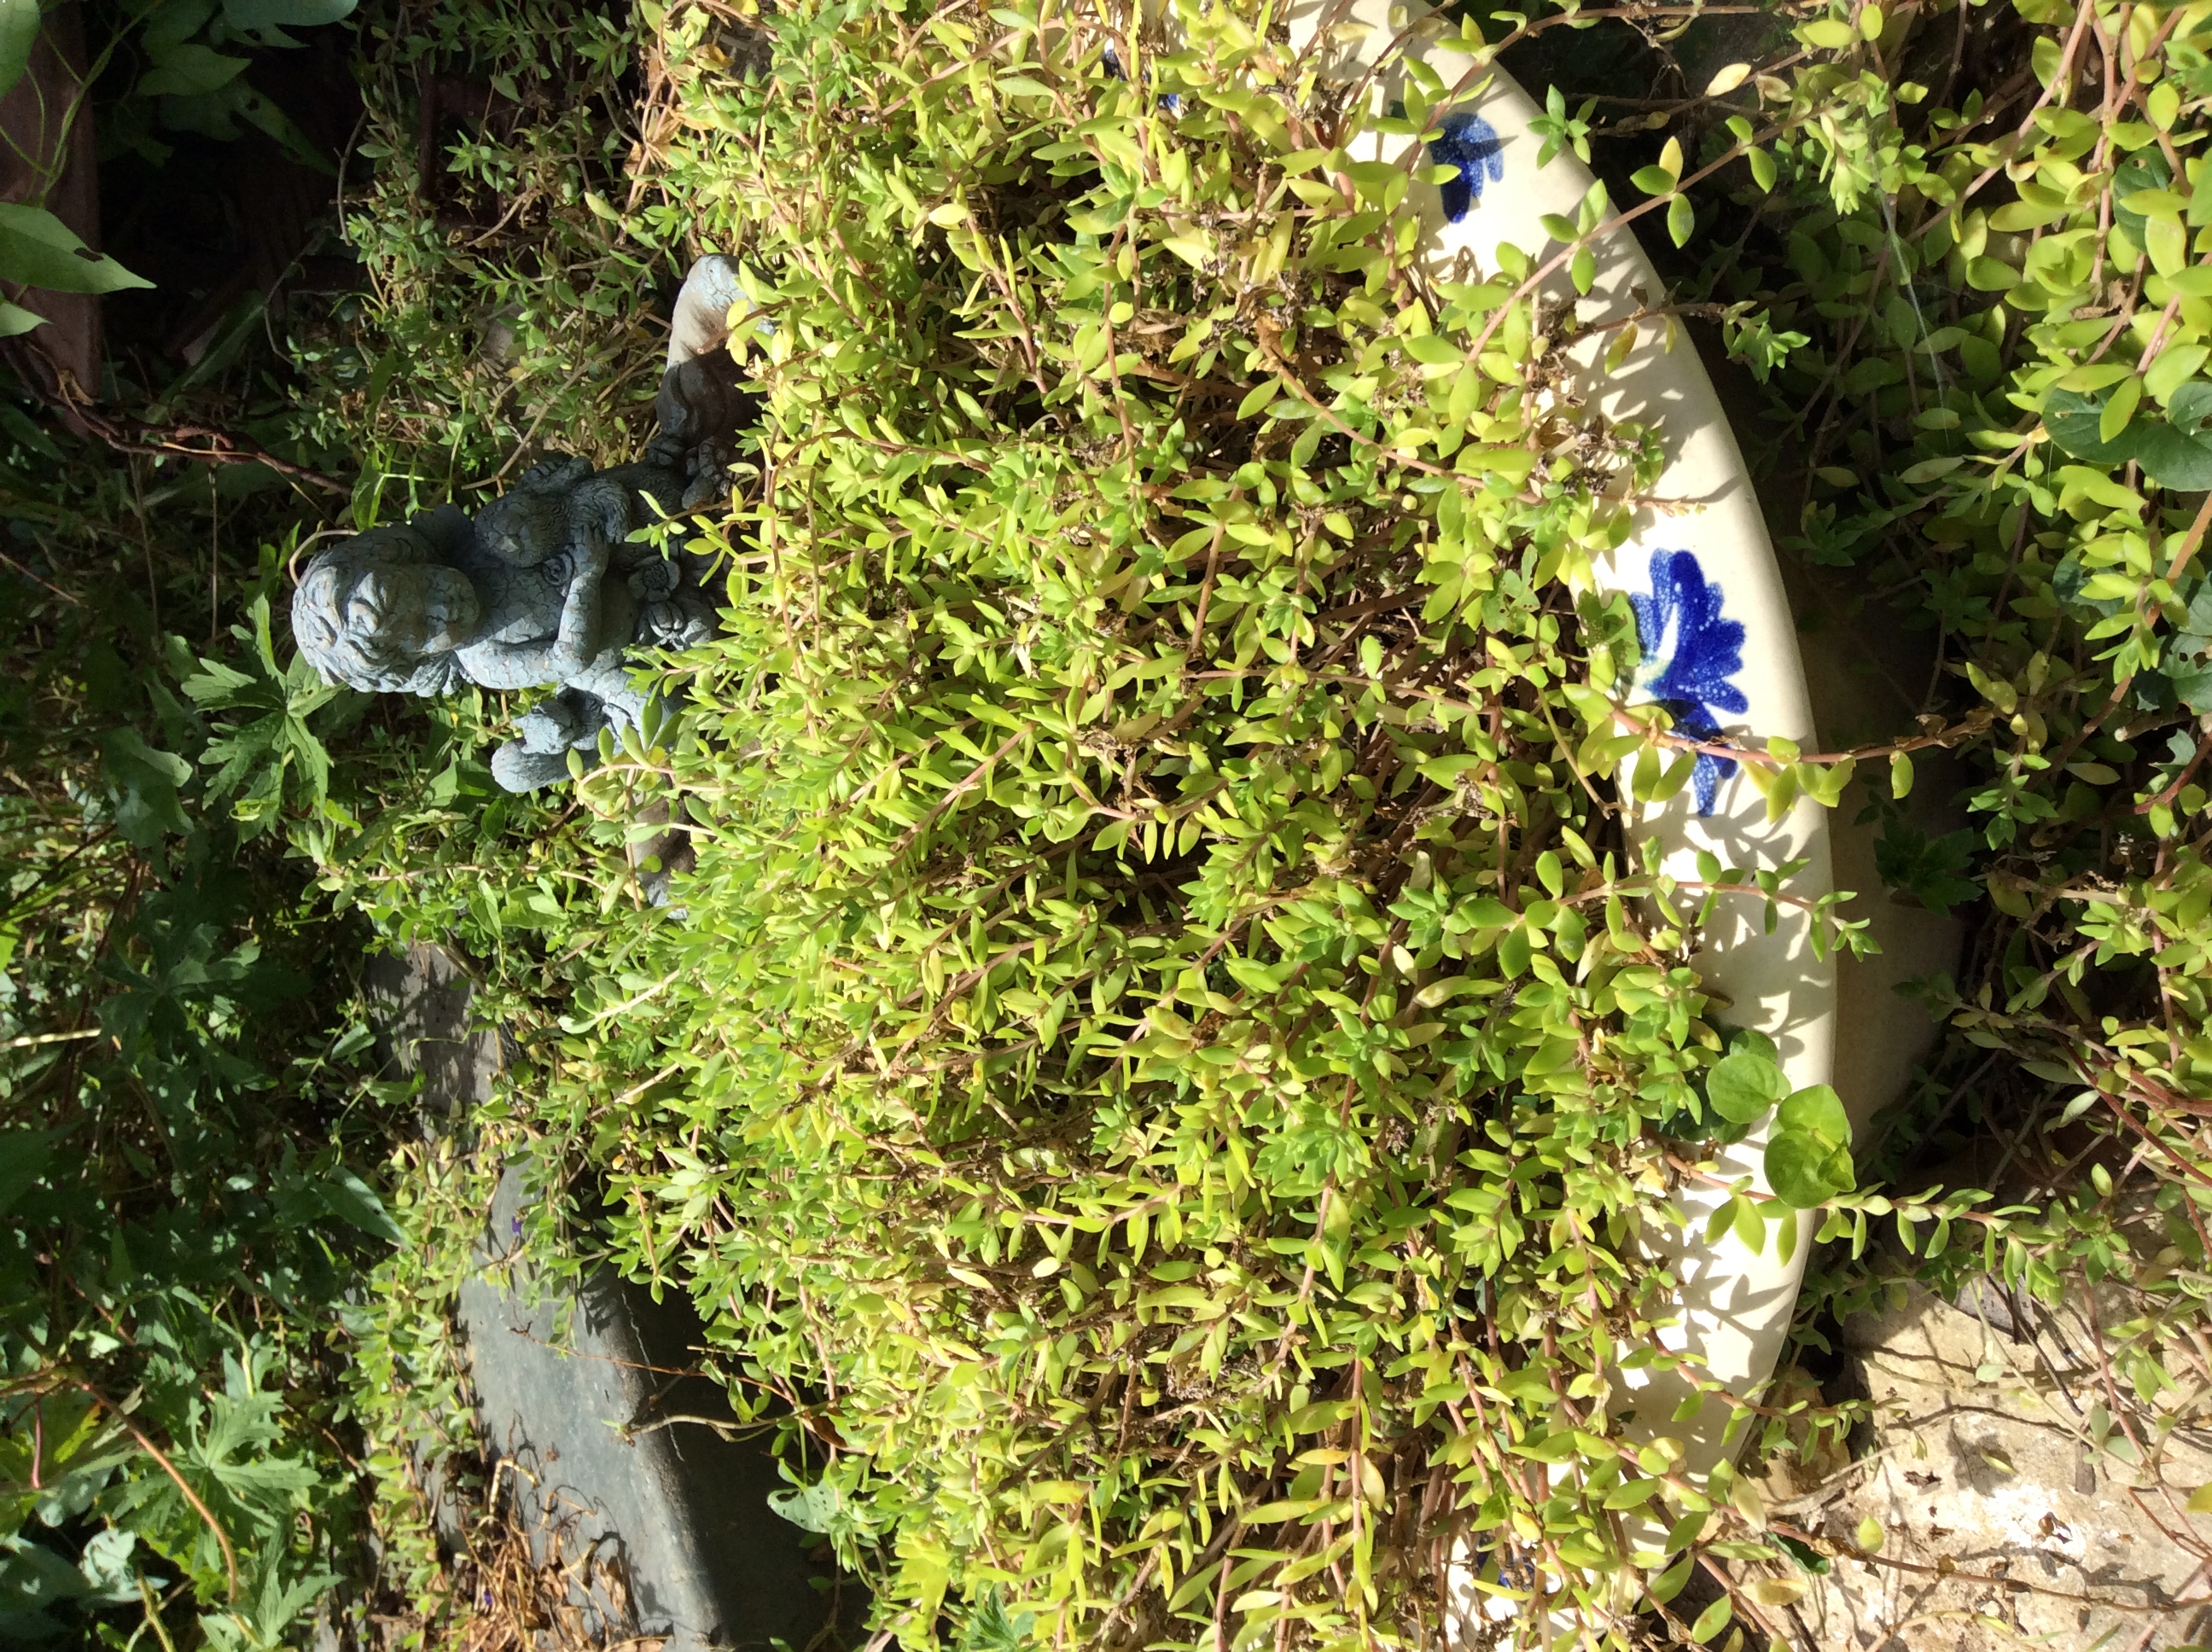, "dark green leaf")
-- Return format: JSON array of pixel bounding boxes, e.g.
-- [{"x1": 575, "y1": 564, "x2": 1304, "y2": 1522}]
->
[
  {"x1": 0, "y1": 0, "x2": 36, "y2": 101},
  {"x1": 135, "y1": 41, "x2": 250, "y2": 97},
  {"x1": 316, "y1": 1166, "x2": 405, "y2": 1245},
  {"x1": 221, "y1": 0, "x2": 356, "y2": 28}
]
